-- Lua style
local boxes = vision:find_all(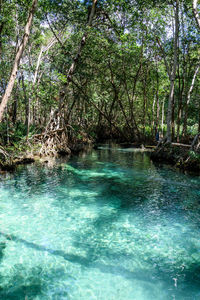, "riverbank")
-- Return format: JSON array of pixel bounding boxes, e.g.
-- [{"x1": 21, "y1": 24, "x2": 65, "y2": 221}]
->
[
  {"x1": 151, "y1": 143, "x2": 200, "y2": 173},
  {"x1": 1, "y1": 137, "x2": 200, "y2": 175},
  {"x1": 0, "y1": 140, "x2": 93, "y2": 172}
]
